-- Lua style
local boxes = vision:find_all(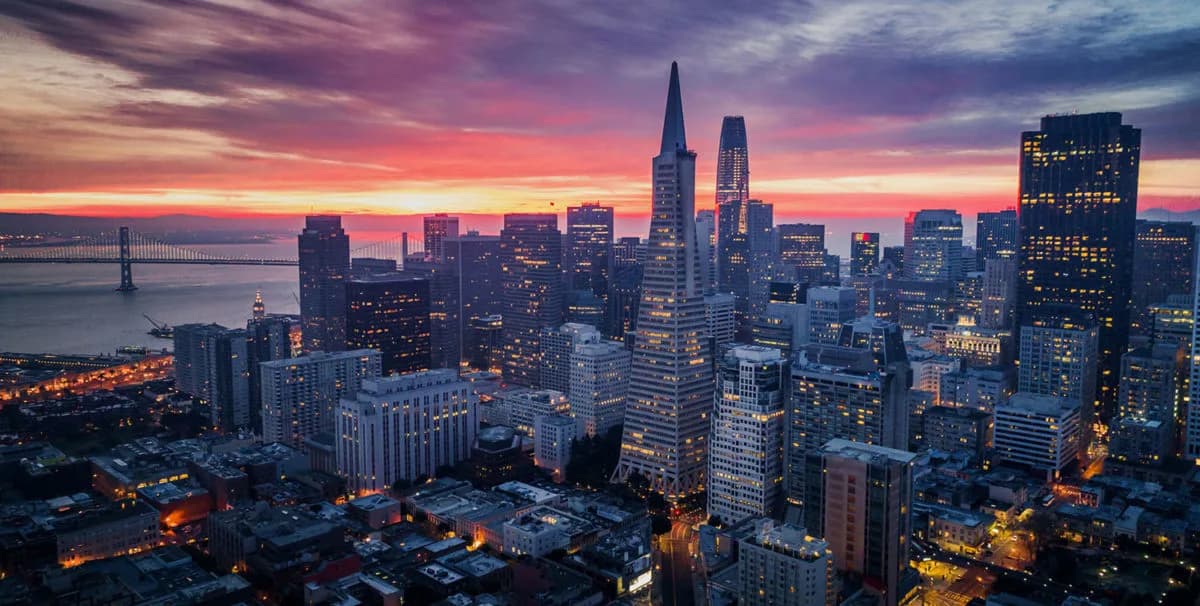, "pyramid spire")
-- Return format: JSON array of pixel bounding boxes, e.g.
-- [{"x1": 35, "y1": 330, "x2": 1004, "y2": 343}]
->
[{"x1": 659, "y1": 62, "x2": 687, "y2": 155}]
